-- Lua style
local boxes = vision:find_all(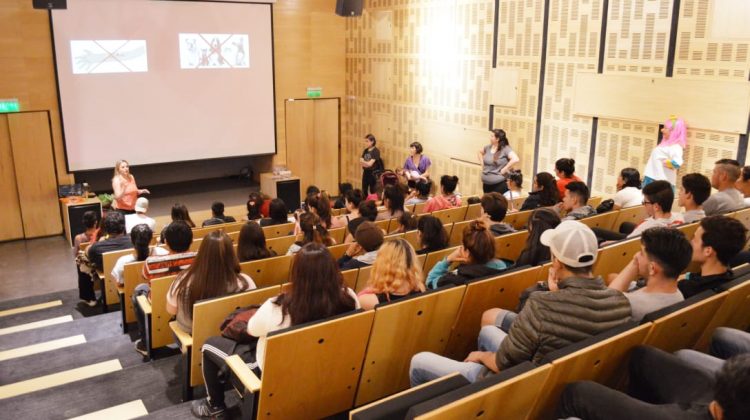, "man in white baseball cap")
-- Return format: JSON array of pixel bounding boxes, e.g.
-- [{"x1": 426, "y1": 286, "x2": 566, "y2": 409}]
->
[
  {"x1": 409, "y1": 221, "x2": 631, "y2": 386},
  {"x1": 125, "y1": 197, "x2": 156, "y2": 233}
]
